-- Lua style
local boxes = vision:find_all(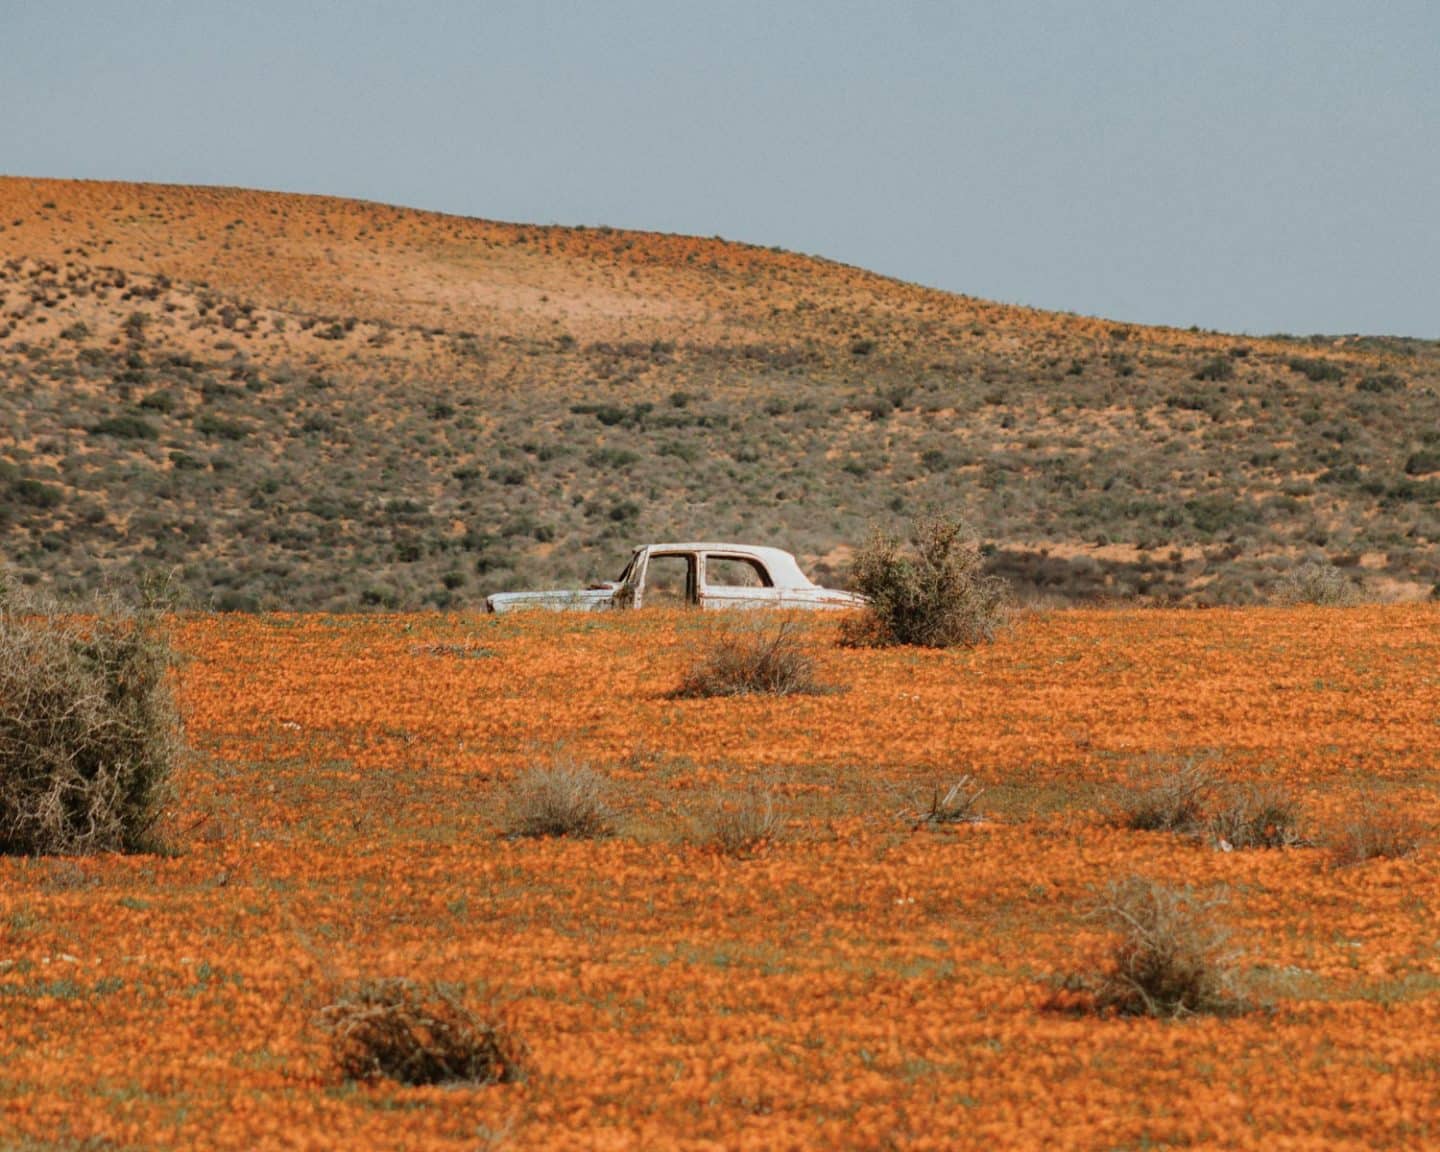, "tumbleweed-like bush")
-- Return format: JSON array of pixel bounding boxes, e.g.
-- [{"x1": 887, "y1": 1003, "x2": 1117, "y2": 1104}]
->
[
  {"x1": 319, "y1": 978, "x2": 525, "y2": 1086},
  {"x1": 905, "y1": 775, "x2": 986, "y2": 829},
  {"x1": 0, "y1": 579, "x2": 180, "y2": 855},
  {"x1": 1208, "y1": 783, "x2": 1306, "y2": 850},
  {"x1": 1061, "y1": 877, "x2": 1248, "y2": 1019},
  {"x1": 1330, "y1": 800, "x2": 1426, "y2": 866}
]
